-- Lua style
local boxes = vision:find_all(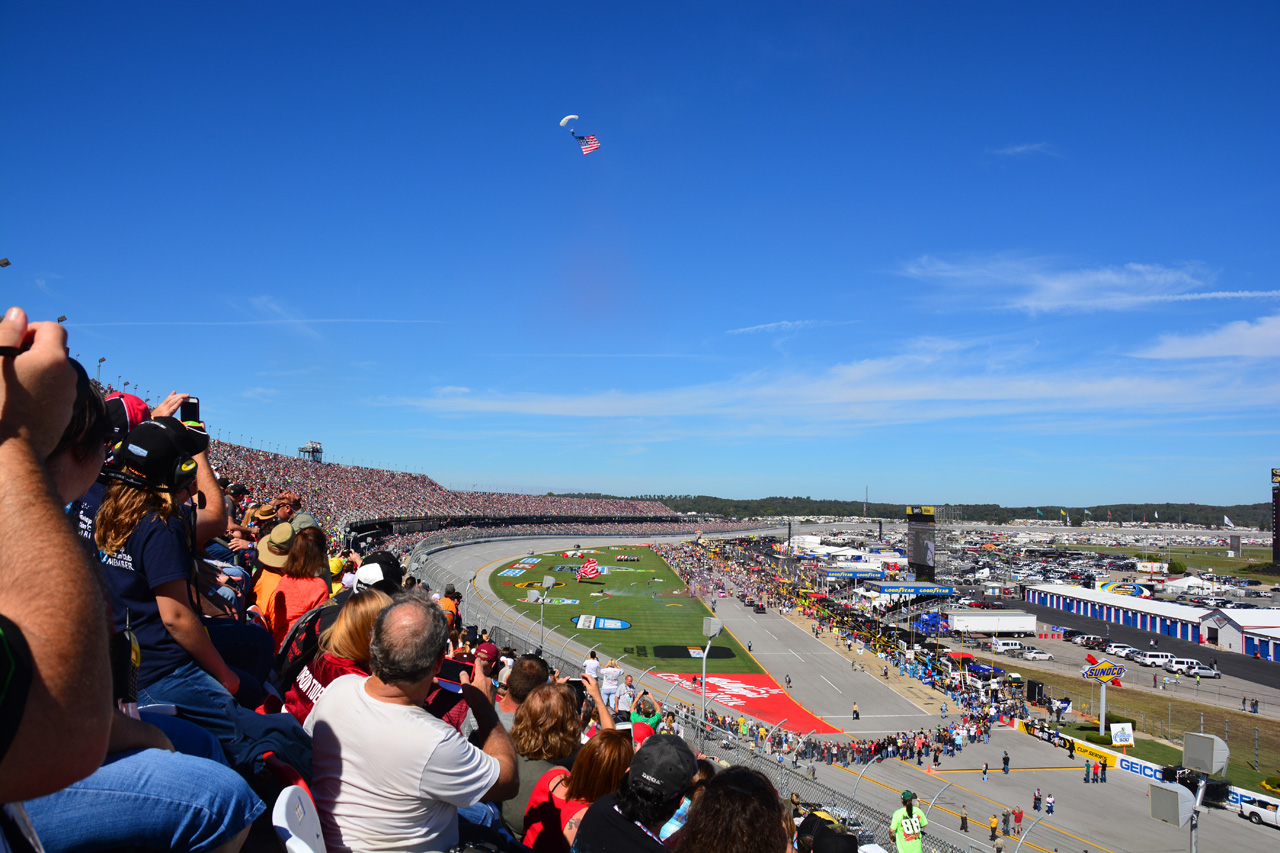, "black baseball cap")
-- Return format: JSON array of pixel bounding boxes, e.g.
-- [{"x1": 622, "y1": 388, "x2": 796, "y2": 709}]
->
[{"x1": 628, "y1": 734, "x2": 696, "y2": 801}]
